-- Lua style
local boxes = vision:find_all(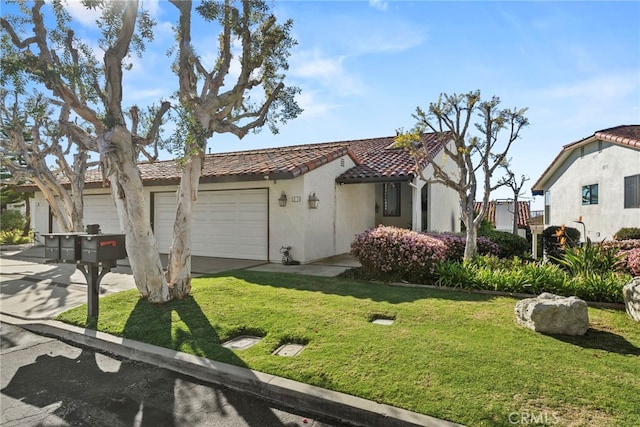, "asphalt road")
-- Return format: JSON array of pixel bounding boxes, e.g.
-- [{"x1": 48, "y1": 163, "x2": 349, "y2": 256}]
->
[{"x1": 0, "y1": 323, "x2": 347, "y2": 427}]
